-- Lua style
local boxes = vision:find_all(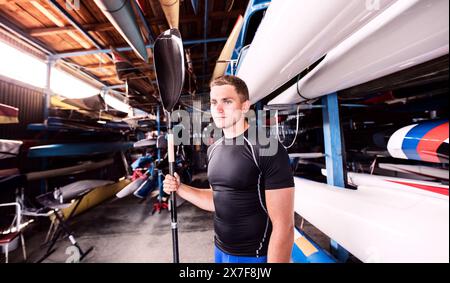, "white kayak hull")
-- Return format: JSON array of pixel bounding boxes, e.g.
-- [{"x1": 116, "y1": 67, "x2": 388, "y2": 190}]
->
[
  {"x1": 116, "y1": 177, "x2": 146, "y2": 198},
  {"x1": 237, "y1": 0, "x2": 397, "y2": 104},
  {"x1": 346, "y1": 171, "x2": 449, "y2": 200},
  {"x1": 270, "y1": 0, "x2": 449, "y2": 105},
  {"x1": 321, "y1": 168, "x2": 449, "y2": 199},
  {"x1": 0, "y1": 139, "x2": 22, "y2": 159},
  {"x1": 294, "y1": 177, "x2": 449, "y2": 263},
  {"x1": 379, "y1": 163, "x2": 449, "y2": 181}
]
